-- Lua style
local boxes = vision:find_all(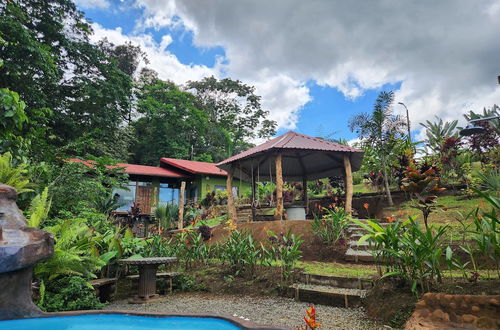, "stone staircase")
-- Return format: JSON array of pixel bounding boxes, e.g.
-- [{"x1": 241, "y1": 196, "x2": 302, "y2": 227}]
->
[
  {"x1": 344, "y1": 221, "x2": 389, "y2": 262},
  {"x1": 286, "y1": 273, "x2": 373, "y2": 308}
]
